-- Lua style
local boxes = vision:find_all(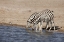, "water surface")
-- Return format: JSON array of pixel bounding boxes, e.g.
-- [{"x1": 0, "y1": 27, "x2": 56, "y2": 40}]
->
[{"x1": 0, "y1": 25, "x2": 64, "y2": 42}]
